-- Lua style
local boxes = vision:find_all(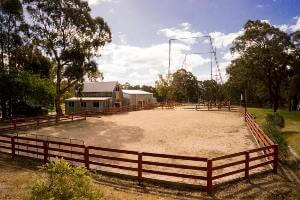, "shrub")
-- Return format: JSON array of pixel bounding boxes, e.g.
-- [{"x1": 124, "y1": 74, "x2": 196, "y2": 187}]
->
[
  {"x1": 262, "y1": 121, "x2": 288, "y2": 160},
  {"x1": 291, "y1": 188, "x2": 300, "y2": 200},
  {"x1": 265, "y1": 113, "x2": 285, "y2": 128},
  {"x1": 28, "y1": 159, "x2": 103, "y2": 200}
]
